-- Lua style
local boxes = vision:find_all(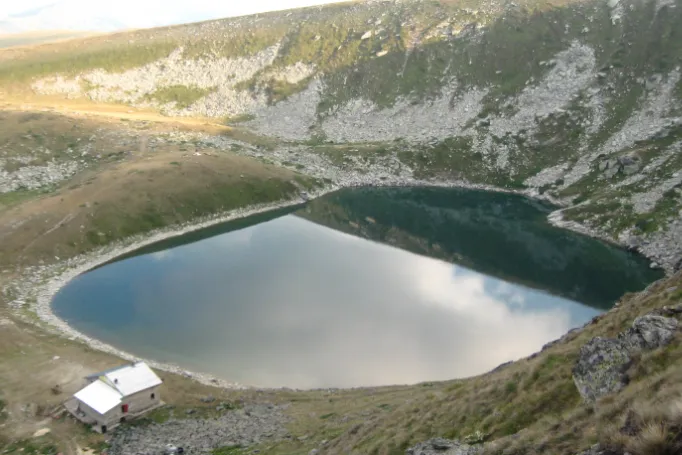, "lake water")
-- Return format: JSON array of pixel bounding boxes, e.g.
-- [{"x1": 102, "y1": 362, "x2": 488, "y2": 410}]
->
[{"x1": 52, "y1": 188, "x2": 662, "y2": 388}]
